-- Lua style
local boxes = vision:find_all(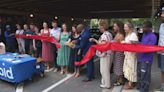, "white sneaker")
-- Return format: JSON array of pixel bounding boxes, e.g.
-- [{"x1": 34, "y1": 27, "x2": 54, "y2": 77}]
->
[
  {"x1": 45, "y1": 69, "x2": 50, "y2": 72},
  {"x1": 49, "y1": 68, "x2": 53, "y2": 71},
  {"x1": 53, "y1": 68, "x2": 58, "y2": 72},
  {"x1": 45, "y1": 68, "x2": 53, "y2": 72},
  {"x1": 100, "y1": 84, "x2": 111, "y2": 89}
]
